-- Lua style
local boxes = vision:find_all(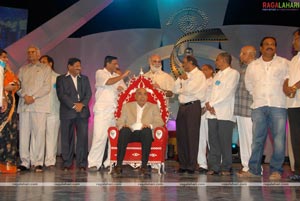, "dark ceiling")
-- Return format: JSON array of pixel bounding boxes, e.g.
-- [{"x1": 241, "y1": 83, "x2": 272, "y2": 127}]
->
[{"x1": 0, "y1": 0, "x2": 299, "y2": 38}]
